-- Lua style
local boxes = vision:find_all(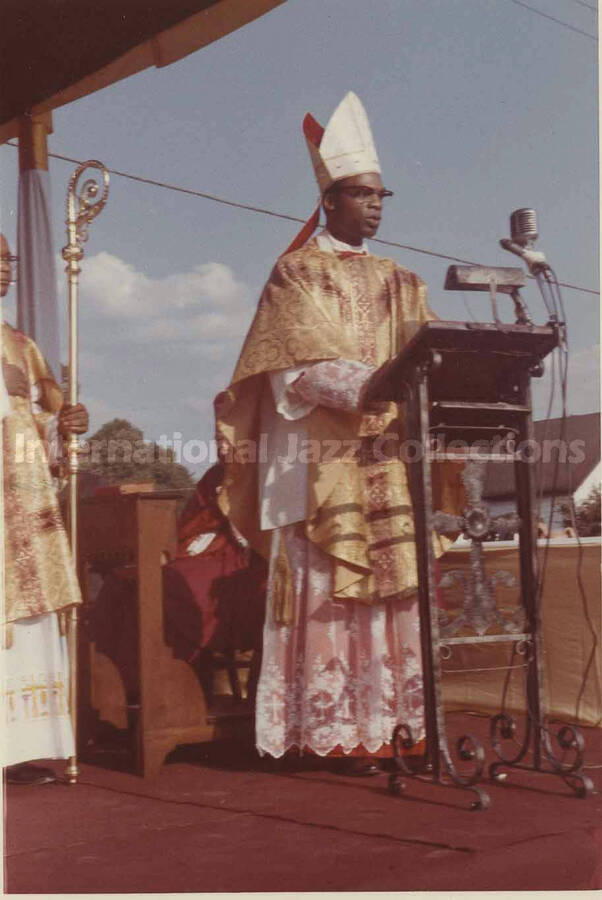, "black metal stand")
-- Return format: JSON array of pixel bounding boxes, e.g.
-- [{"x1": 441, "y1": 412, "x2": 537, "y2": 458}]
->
[
  {"x1": 487, "y1": 386, "x2": 594, "y2": 799},
  {"x1": 372, "y1": 321, "x2": 593, "y2": 809}
]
